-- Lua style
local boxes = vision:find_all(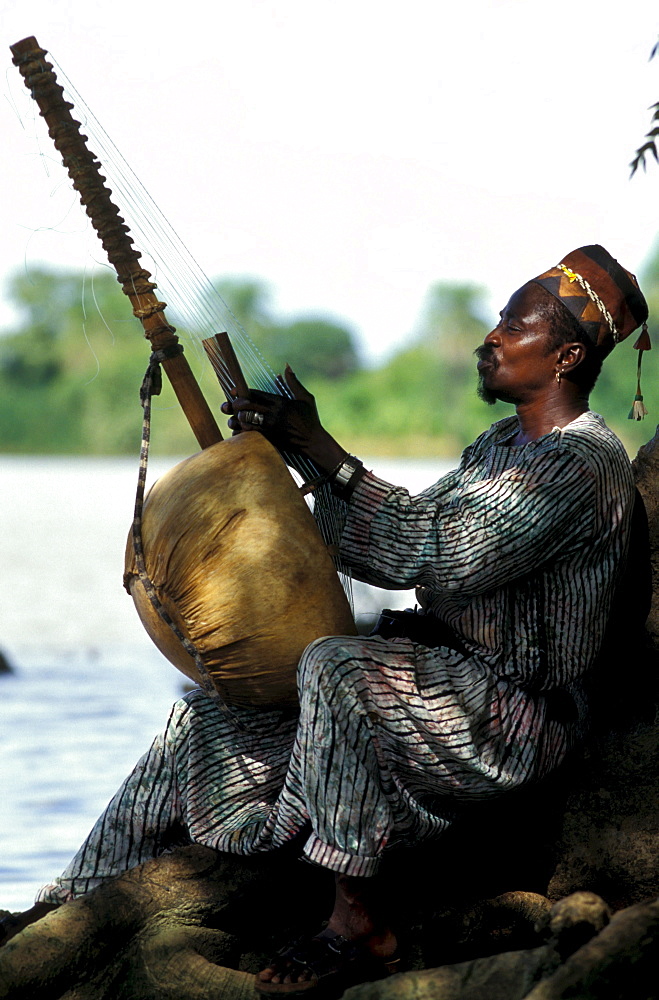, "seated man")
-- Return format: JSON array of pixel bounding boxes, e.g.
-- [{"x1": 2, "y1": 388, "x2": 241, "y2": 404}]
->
[{"x1": 3, "y1": 246, "x2": 648, "y2": 996}]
